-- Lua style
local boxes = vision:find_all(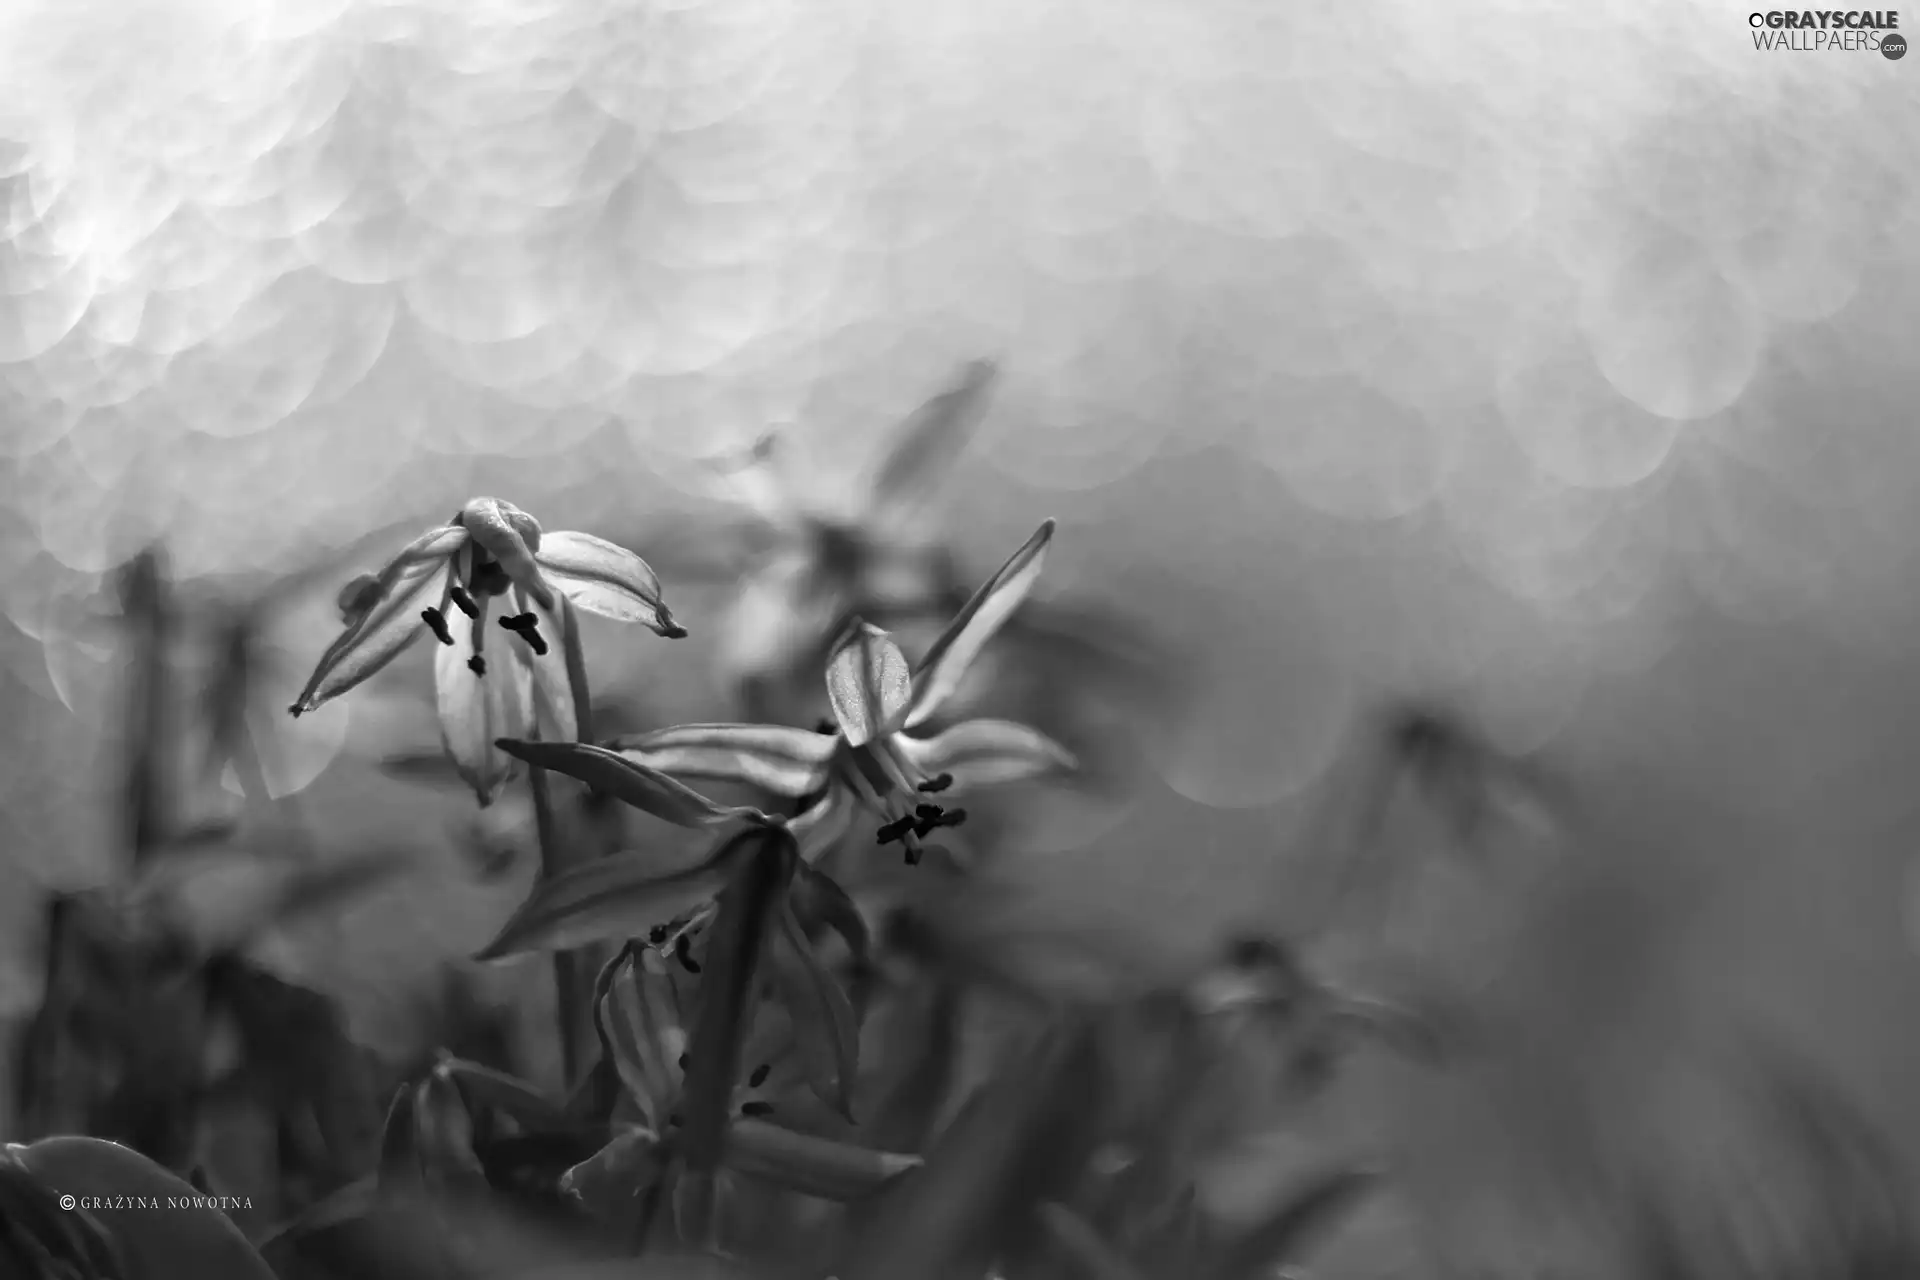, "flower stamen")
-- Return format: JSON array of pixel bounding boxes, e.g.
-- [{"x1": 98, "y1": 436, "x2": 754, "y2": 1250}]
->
[
  {"x1": 449, "y1": 584, "x2": 479, "y2": 618},
  {"x1": 499, "y1": 612, "x2": 549, "y2": 656},
  {"x1": 468, "y1": 655, "x2": 486, "y2": 677},
  {"x1": 916, "y1": 773, "x2": 954, "y2": 794},
  {"x1": 421, "y1": 607, "x2": 455, "y2": 646}
]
